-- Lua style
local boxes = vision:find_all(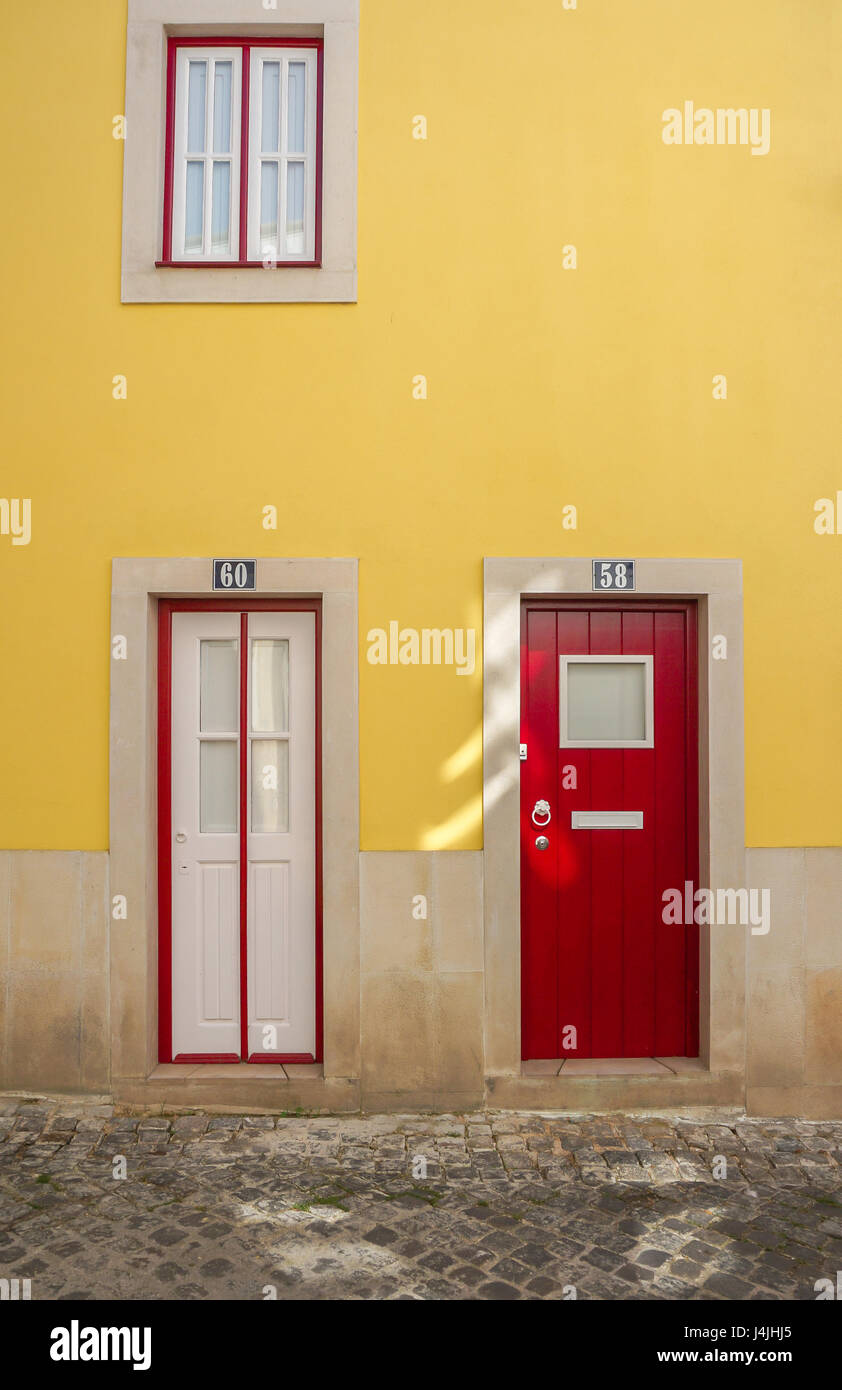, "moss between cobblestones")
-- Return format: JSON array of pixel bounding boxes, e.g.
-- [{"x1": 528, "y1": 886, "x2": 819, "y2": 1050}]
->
[
  {"x1": 381, "y1": 1187, "x2": 443, "y2": 1207},
  {"x1": 293, "y1": 1195, "x2": 349, "y2": 1212}
]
